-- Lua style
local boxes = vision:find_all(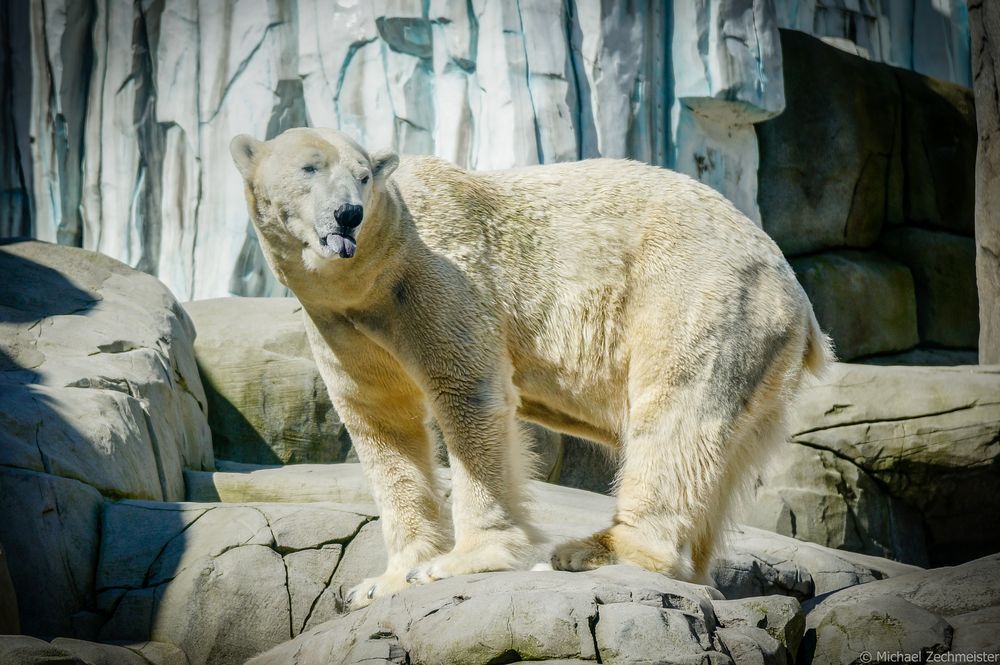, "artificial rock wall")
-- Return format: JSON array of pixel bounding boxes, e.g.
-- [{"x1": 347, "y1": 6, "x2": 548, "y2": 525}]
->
[{"x1": 0, "y1": 0, "x2": 971, "y2": 302}]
